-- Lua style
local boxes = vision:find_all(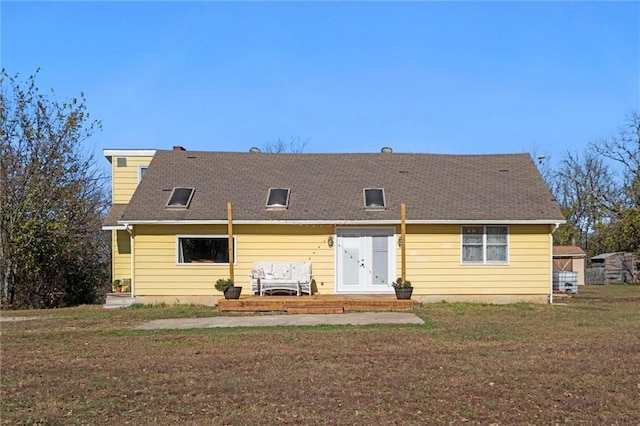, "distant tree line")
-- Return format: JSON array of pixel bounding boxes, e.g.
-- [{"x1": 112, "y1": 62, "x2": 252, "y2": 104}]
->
[
  {"x1": 1, "y1": 69, "x2": 110, "y2": 309},
  {"x1": 544, "y1": 112, "x2": 640, "y2": 259}
]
